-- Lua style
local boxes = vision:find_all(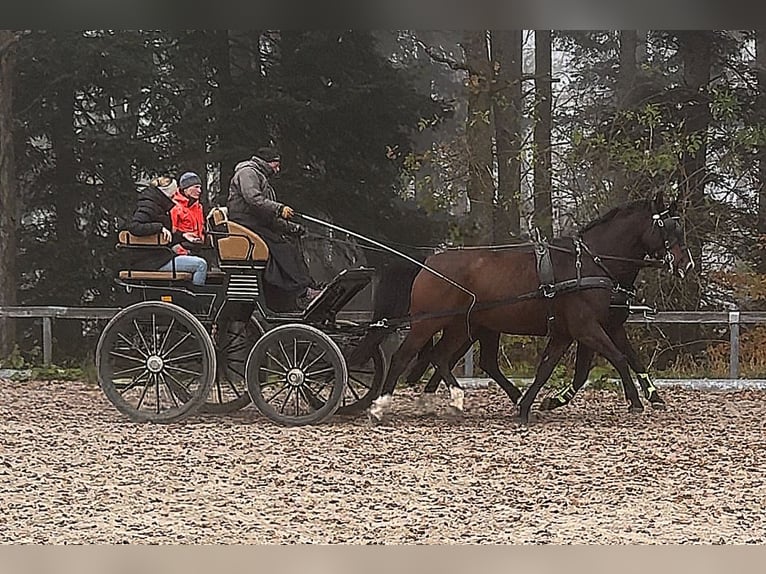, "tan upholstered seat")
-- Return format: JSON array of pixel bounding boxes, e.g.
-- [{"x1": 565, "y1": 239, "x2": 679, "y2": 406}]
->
[
  {"x1": 117, "y1": 230, "x2": 170, "y2": 246},
  {"x1": 119, "y1": 270, "x2": 193, "y2": 281},
  {"x1": 208, "y1": 207, "x2": 269, "y2": 262}
]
